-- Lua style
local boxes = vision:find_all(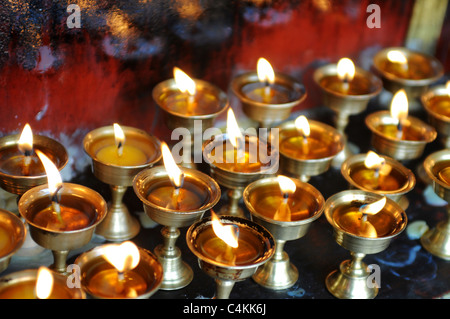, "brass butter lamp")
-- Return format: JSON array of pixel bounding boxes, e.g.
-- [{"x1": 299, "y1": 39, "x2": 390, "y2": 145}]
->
[
  {"x1": 231, "y1": 57, "x2": 306, "y2": 129},
  {"x1": 186, "y1": 213, "x2": 275, "y2": 299},
  {"x1": 422, "y1": 81, "x2": 450, "y2": 148},
  {"x1": 152, "y1": 67, "x2": 228, "y2": 167},
  {"x1": 422, "y1": 149, "x2": 450, "y2": 260},
  {"x1": 133, "y1": 143, "x2": 221, "y2": 290},
  {"x1": 324, "y1": 190, "x2": 407, "y2": 299},
  {"x1": 313, "y1": 58, "x2": 383, "y2": 167},
  {"x1": 341, "y1": 151, "x2": 416, "y2": 210},
  {"x1": 202, "y1": 108, "x2": 278, "y2": 217},
  {"x1": 243, "y1": 176, "x2": 324, "y2": 290},
  {"x1": 276, "y1": 115, "x2": 345, "y2": 182},
  {"x1": 366, "y1": 89, "x2": 437, "y2": 161},
  {"x1": 83, "y1": 124, "x2": 162, "y2": 241},
  {"x1": 0, "y1": 209, "x2": 26, "y2": 273},
  {"x1": 372, "y1": 47, "x2": 444, "y2": 105},
  {"x1": 18, "y1": 151, "x2": 107, "y2": 274}
]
